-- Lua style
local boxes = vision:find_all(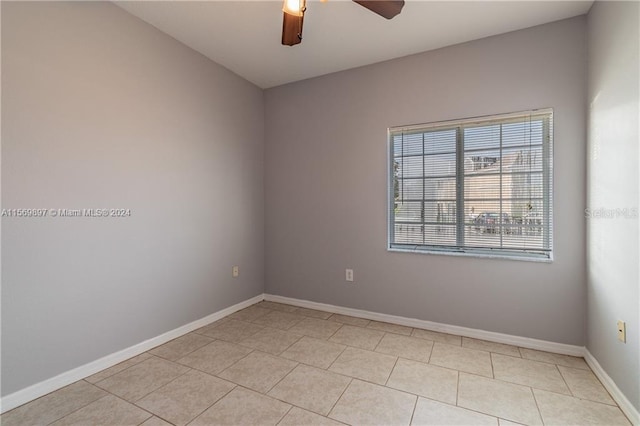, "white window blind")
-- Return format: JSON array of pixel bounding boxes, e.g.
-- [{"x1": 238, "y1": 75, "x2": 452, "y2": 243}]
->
[{"x1": 389, "y1": 109, "x2": 553, "y2": 260}]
